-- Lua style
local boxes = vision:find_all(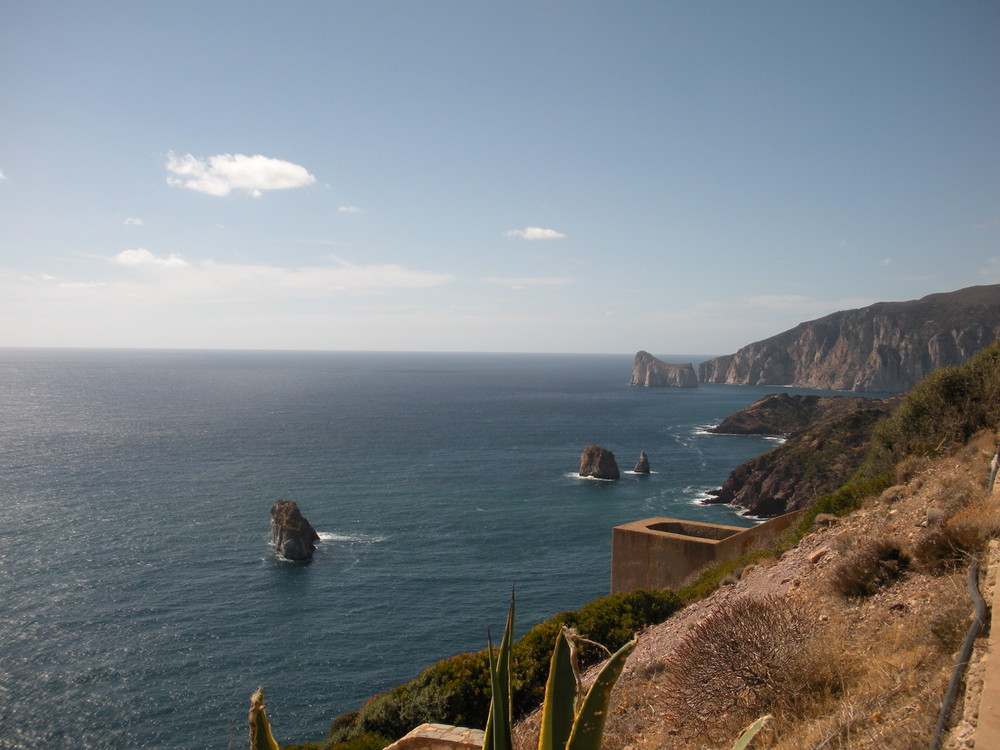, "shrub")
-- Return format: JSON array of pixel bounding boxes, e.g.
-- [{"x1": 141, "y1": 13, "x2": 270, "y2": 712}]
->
[
  {"x1": 862, "y1": 340, "x2": 1000, "y2": 479},
  {"x1": 331, "y1": 589, "x2": 682, "y2": 744},
  {"x1": 831, "y1": 539, "x2": 910, "y2": 598},
  {"x1": 656, "y1": 595, "x2": 814, "y2": 740}
]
